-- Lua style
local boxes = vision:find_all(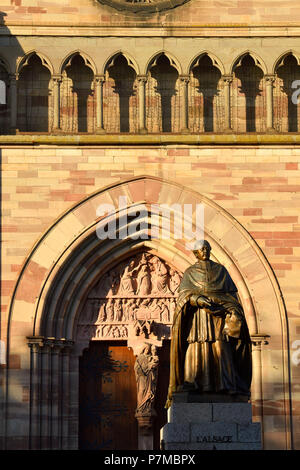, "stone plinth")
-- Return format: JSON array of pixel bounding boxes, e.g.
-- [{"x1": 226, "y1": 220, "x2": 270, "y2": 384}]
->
[{"x1": 161, "y1": 394, "x2": 262, "y2": 450}]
